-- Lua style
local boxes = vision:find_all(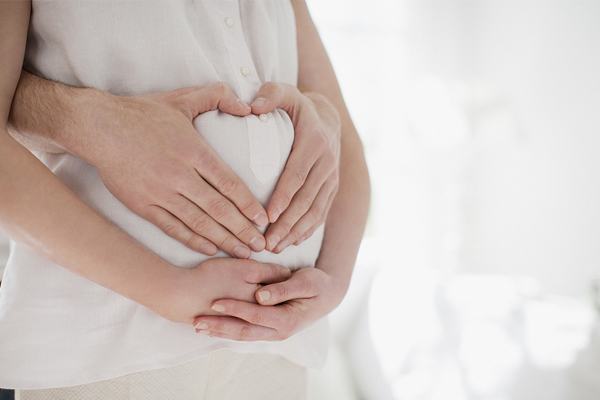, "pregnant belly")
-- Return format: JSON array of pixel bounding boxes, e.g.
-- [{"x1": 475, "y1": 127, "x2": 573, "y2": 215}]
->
[
  {"x1": 192, "y1": 109, "x2": 294, "y2": 207},
  {"x1": 43, "y1": 108, "x2": 323, "y2": 271}
]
